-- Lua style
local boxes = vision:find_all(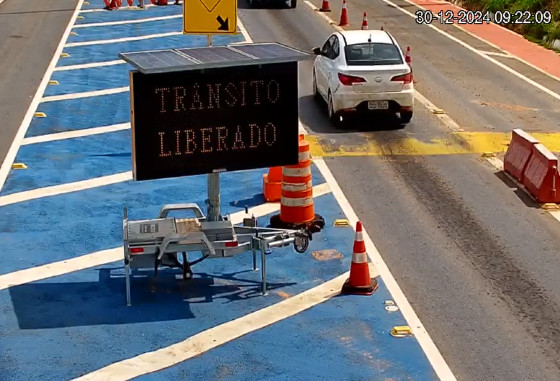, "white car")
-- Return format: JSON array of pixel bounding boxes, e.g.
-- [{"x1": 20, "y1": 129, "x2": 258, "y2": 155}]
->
[{"x1": 312, "y1": 30, "x2": 414, "y2": 127}]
